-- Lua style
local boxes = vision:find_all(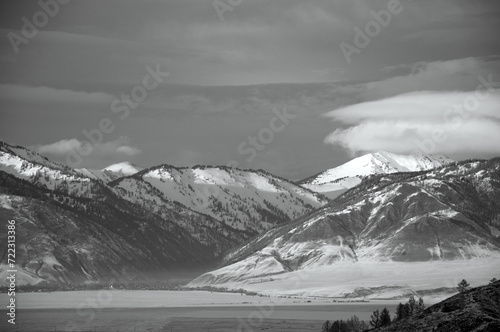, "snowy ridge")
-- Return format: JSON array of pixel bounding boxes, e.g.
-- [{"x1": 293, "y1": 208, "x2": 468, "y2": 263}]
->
[
  {"x1": 300, "y1": 151, "x2": 454, "y2": 198},
  {"x1": 77, "y1": 162, "x2": 144, "y2": 183},
  {"x1": 0, "y1": 142, "x2": 70, "y2": 172},
  {"x1": 112, "y1": 165, "x2": 328, "y2": 235},
  {"x1": 0, "y1": 144, "x2": 93, "y2": 195}
]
